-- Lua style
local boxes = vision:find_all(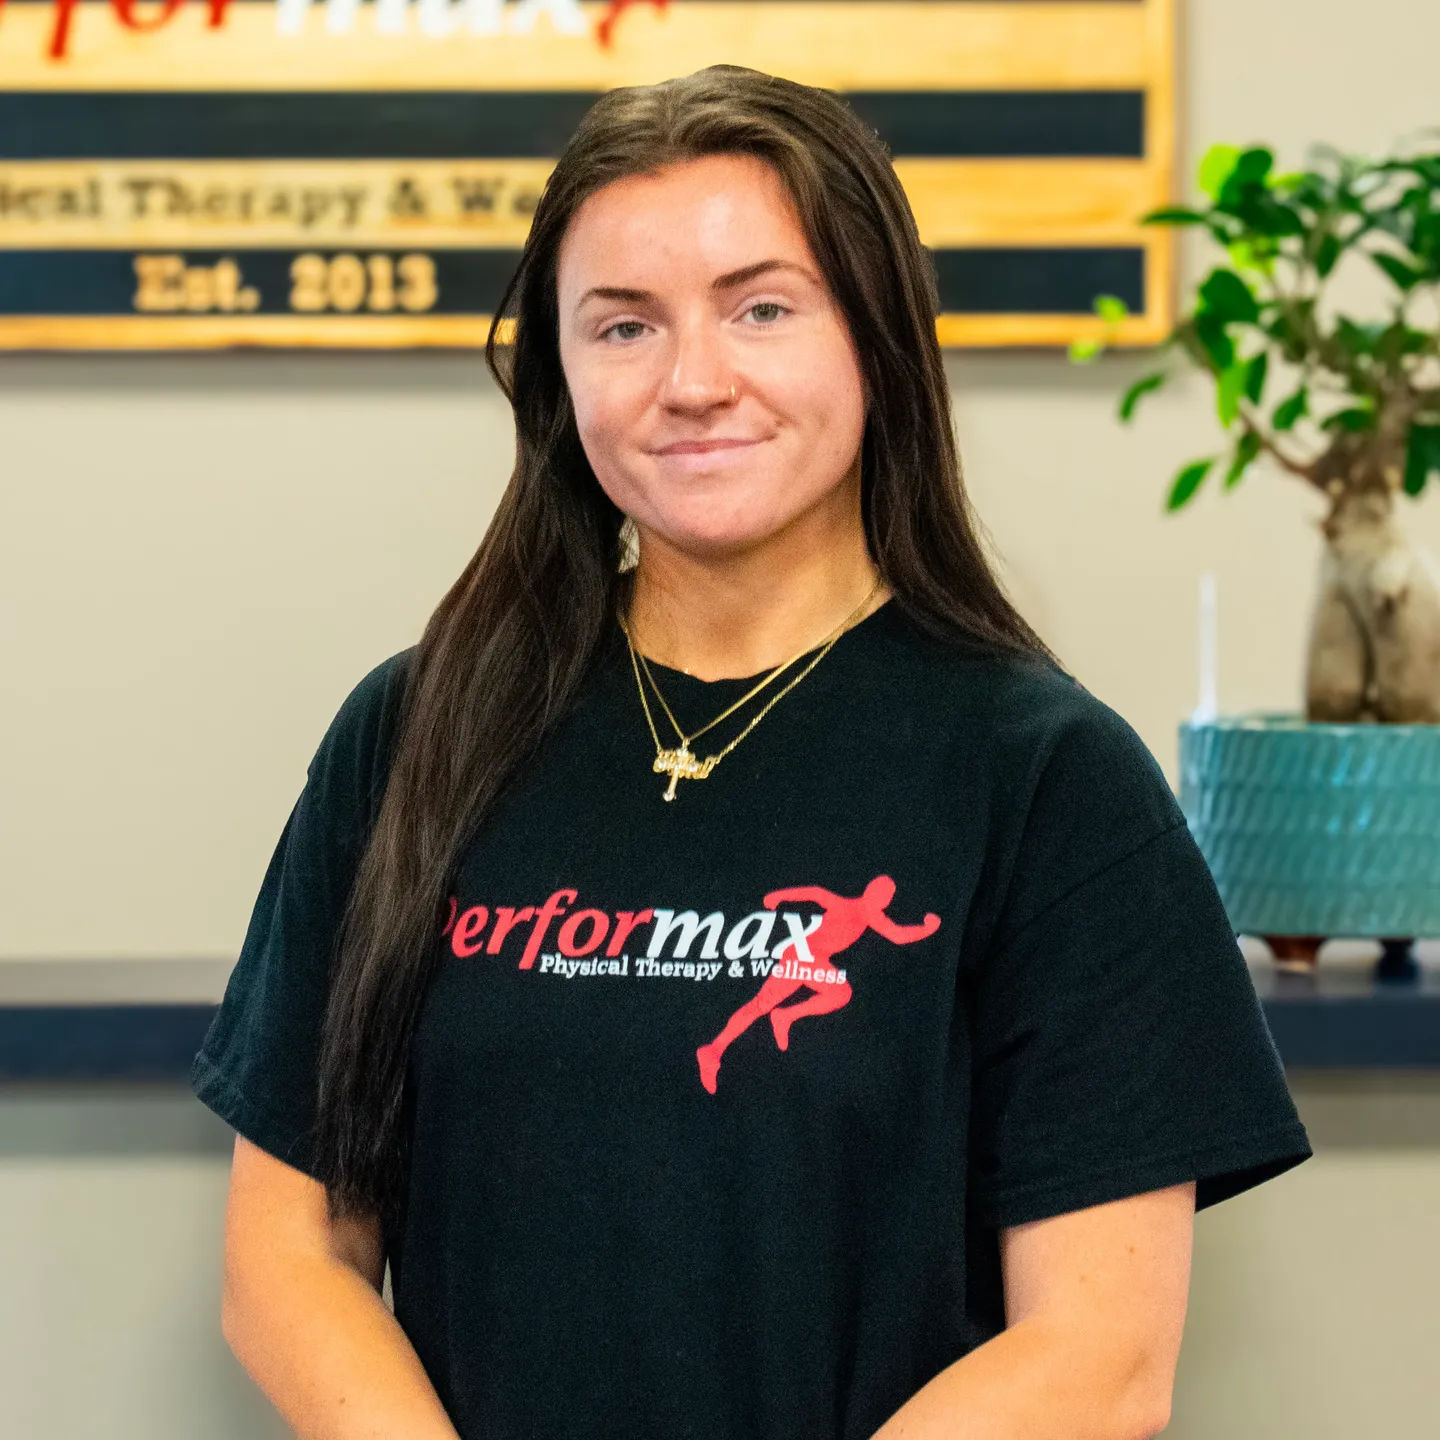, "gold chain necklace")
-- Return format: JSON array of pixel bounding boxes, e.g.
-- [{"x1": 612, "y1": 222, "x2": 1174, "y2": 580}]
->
[{"x1": 619, "y1": 579, "x2": 883, "y2": 802}]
